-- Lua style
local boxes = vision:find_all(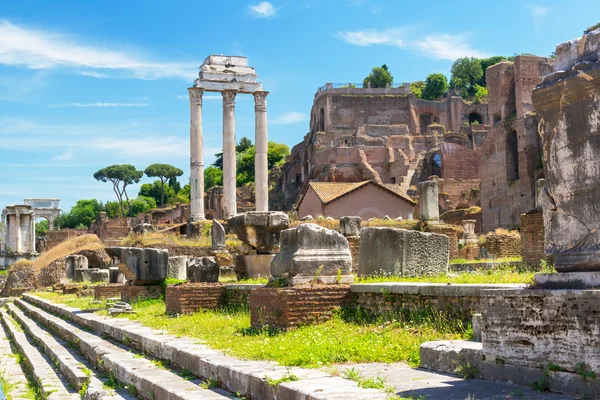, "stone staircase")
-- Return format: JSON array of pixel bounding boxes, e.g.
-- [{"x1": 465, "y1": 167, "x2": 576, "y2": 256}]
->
[
  {"x1": 0, "y1": 298, "x2": 238, "y2": 400},
  {"x1": 0, "y1": 294, "x2": 389, "y2": 400}
]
